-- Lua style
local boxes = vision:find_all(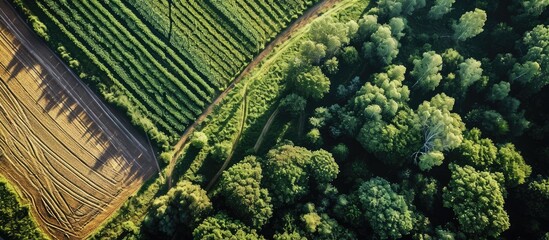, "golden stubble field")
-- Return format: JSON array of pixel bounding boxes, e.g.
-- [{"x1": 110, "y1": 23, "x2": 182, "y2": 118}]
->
[{"x1": 0, "y1": 9, "x2": 157, "y2": 239}]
